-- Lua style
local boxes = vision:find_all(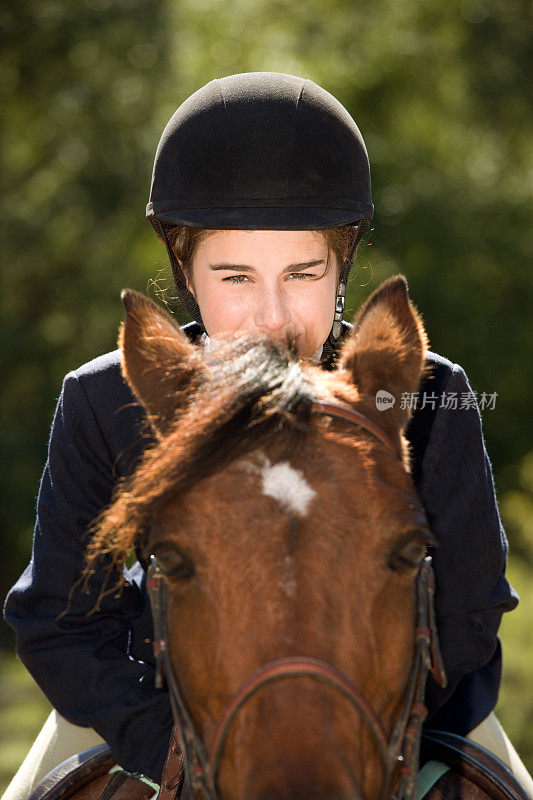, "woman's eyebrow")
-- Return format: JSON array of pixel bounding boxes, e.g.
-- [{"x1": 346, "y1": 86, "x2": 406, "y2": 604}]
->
[{"x1": 208, "y1": 259, "x2": 326, "y2": 272}]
